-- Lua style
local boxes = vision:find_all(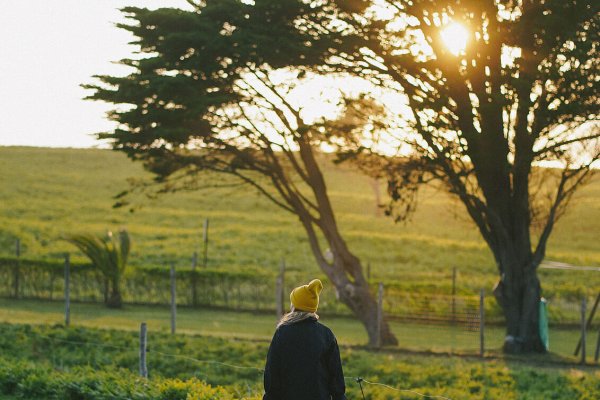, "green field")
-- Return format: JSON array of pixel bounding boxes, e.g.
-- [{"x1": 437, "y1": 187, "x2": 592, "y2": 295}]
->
[
  {"x1": 1, "y1": 321, "x2": 600, "y2": 399},
  {"x1": 0, "y1": 298, "x2": 588, "y2": 360},
  {"x1": 1, "y1": 146, "x2": 599, "y2": 399},
  {"x1": 1, "y1": 146, "x2": 599, "y2": 300}
]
